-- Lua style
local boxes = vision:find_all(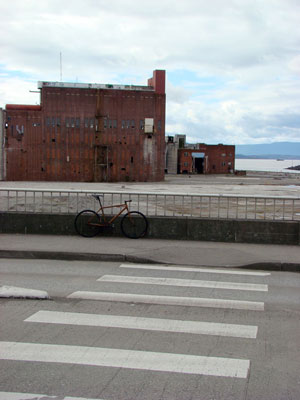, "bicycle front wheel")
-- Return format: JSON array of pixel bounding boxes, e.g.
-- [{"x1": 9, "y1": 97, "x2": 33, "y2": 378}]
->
[
  {"x1": 74, "y1": 210, "x2": 101, "y2": 238},
  {"x1": 121, "y1": 211, "x2": 148, "y2": 239}
]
